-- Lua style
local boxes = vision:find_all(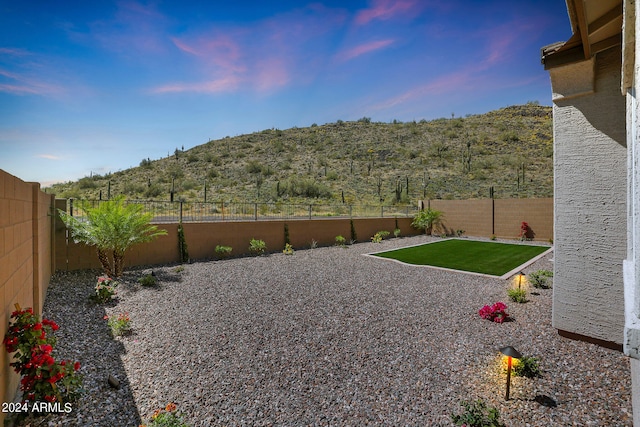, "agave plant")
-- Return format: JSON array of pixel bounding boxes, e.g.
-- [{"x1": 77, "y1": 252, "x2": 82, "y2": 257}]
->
[{"x1": 58, "y1": 197, "x2": 167, "y2": 277}]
